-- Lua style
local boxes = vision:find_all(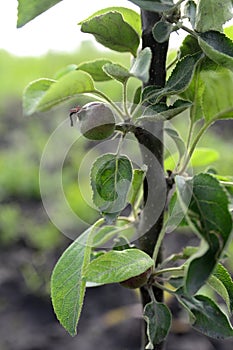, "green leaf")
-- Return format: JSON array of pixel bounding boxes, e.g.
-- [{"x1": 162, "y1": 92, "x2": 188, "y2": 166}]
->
[
  {"x1": 179, "y1": 35, "x2": 201, "y2": 58},
  {"x1": 152, "y1": 21, "x2": 173, "y2": 43},
  {"x1": 166, "y1": 191, "x2": 188, "y2": 232},
  {"x1": 179, "y1": 40, "x2": 208, "y2": 123},
  {"x1": 23, "y1": 78, "x2": 56, "y2": 116},
  {"x1": 177, "y1": 292, "x2": 233, "y2": 339},
  {"x1": 143, "y1": 53, "x2": 202, "y2": 104},
  {"x1": 130, "y1": 86, "x2": 142, "y2": 114},
  {"x1": 195, "y1": 0, "x2": 233, "y2": 32},
  {"x1": 225, "y1": 25, "x2": 233, "y2": 40},
  {"x1": 79, "y1": 7, "x2": 141, "y2": 36},
  {"x1": 77, "y1": 59, "x2": 113, "y2": 81},
  {"x1": 164, "y1": 147, "x2": 219, "y2": 171},
  {"x1": 198, "y1": 31, "x2": 233, "y2": 72},
  {"x1": 92, "y1": 222, "x2": 135, "y2": 248},
  {"x1": 180, "y1": 67, "x2": 204, "y2": 122},
  {"x1": 132, "y1": 86, "x2": 142, "y2": 106},
  {"x1": 184, "y1": 0, "x2": 197, "y2": 29},
  {"x1": 17, "y1": 0, "x2": 62, "y2": 27},
  {"x1": 37, "y1": 71, "x2": 95, "y2": 111},
  {"x1": 138, "y1": 100, "x2": 192, "y2": 122},
  {"x1": 144, "y1": 301, "x2": 172, "y2": 348},
  {"x1": 182, "y1": 246, "x2": 199, "y2": 258},
  {"x1": 190, "y1": 173, "x2": 232, "y2": 242},
  {"x1": 113, "y1": 236, "x2": 133, "y2": 251},
  {"x1": 128, "y1": 0, "x2": 174, "y2": 12},
  {"x1": 214, "y1": 176, "x2": 233, "y2": 204},
  {"x1": 103, "y1": 63, "x2": 131, "y2": 84},
  {"x1": 128, "y1": 168, "x2": 146, "y2": 209},
  {"x1": 51, "y1": 227, "x2": 93, "y2": 336},
  {"x1": 181, "y1": 56, "x2": 231, "y2": 123},
  {"x1": 54, "y1": 64, "x2": 78, "y2": 80},
  {"x1": 190, "y1": 147, "x2": 219, "y2": 167},
  {"x1": 201, "y1": 68, "x2": 233, "y2": 121},
  {"x1": 85, "y1": 248, "x2": 154, "y2": 284},
  {"x1": 176, "y1": 174, "x2": 232, "y2": 295},
  {"x1": 185, "y1": 236, "x2": 222, "y2": 296},
  {"x1": 80, "y1": 12, "x2": 140, "y2": 57},
  {"x1": 91, "y1": 154, "x2": 133, "y2": 222},
  {"x1": 213, "y1": 263, "x2": 233, "y2": 313},
  {"x1": 130, "y1": 48, "x2": 152, "y2": 83},
  {"x1": 92, "y1": 225, "x2": 121, "y2": 247},
  {"x1": 165, "y1": 128, "x2": 186, "y2": 161},
  {"x1": 208, "y1": 275, "x2": 231, "y2": 312}
]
